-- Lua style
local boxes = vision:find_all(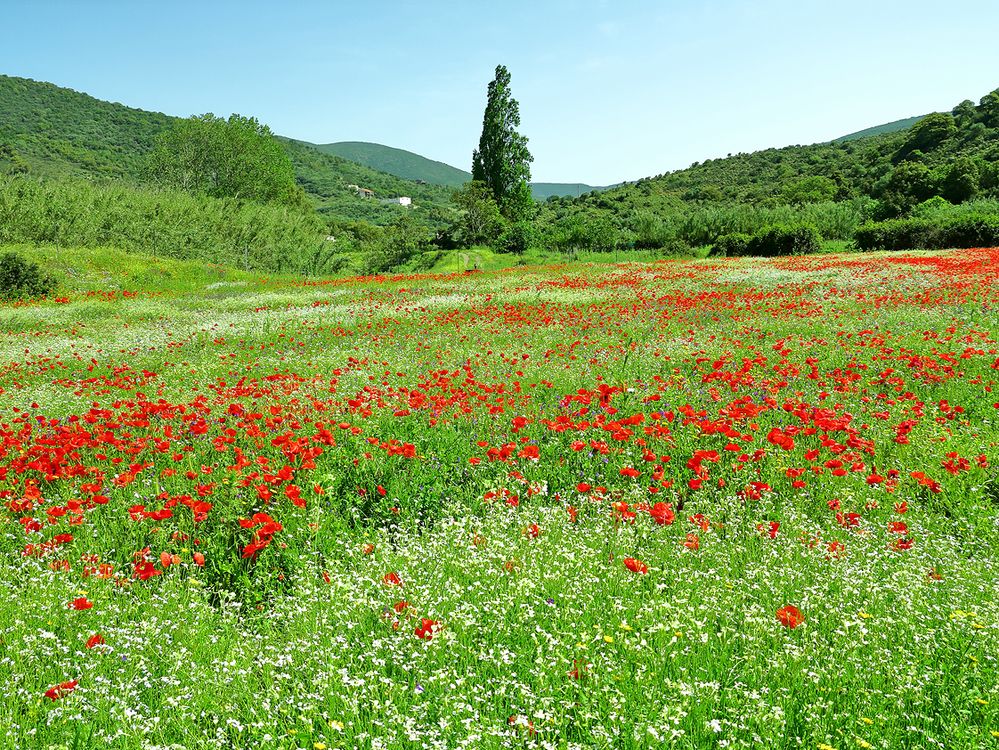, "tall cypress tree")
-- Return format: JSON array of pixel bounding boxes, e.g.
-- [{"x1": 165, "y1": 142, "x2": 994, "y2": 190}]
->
[{"x1": 471, "y1": 65, "x2": 533, "y2": 221}]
